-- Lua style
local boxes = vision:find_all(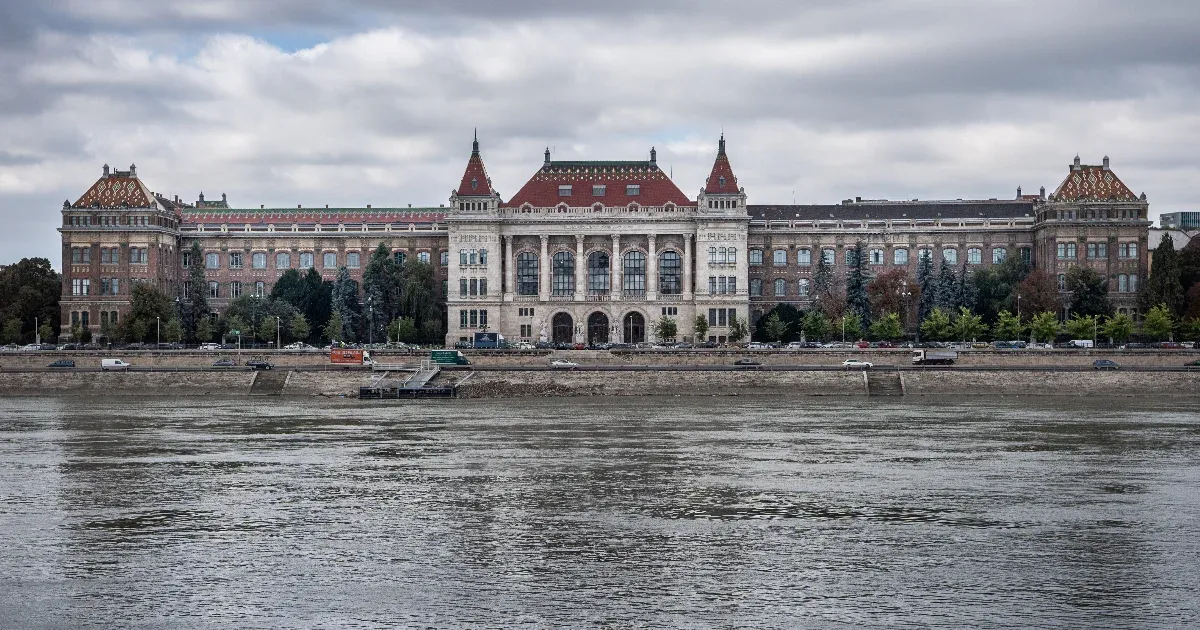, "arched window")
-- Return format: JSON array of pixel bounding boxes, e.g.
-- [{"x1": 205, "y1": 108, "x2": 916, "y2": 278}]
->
[
  {"x1": 750, "y1": 278, "x2": 762, "y2": 296},
  {"x1": 623, "y1": 251, "x2": 646, "y2": 296},
  {"x1": 894, "y1": 248, "x2": 909, "y2": 265},
  {"x1": 869, "y1": 249, "x2": 885, "y2": 265},
  {"x1": 275, "y1": 252, "x2": 291, "y2": 269},
  {"x1": 587, "y1": 251, "x2": 610, "y2": 294},
  {"x1": 773, "y1": 250, "x2": 787, "y2": 265},
  {"x1": 659, "y1": 251, "x2": 681, "y2": 295},
  {"x1": 797, "y1": 249, "x2": 811, "y2": 265},
  {"x1": 798, "y1": 279, "x2": 810, "y2": 296},
  {"x1": 992, "y1": 248, "x2": 1007, "y2": 264},
  {"x1": 967, "y1": 248, "x2": 982, "y2": 264},
  {"x1": 773, "y1": 278, "x2": 786, "y2": 296},
  {"x1": 204, "y1": 252, "x2": 219, "y2": 269},
  {"x1": 517, "y1": 252, "x2": 539, "y2": 296},
  {"x1": 552, "y1": 251, "x2": 574, "y2": 296},
  {"x1": 393, "y1": 251, "x2": 406, "y2": 266},
  {"x1": 822, "y1": 249, "x2": 835, "y2": 265},
  {"x1": 942, "y1": 248, "x2": 958, "y2": 265}
]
